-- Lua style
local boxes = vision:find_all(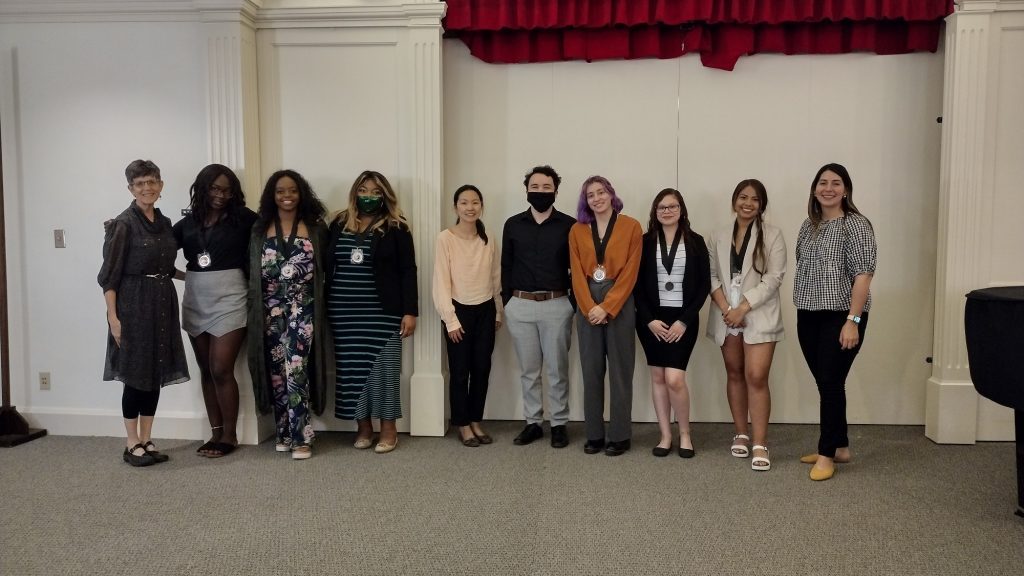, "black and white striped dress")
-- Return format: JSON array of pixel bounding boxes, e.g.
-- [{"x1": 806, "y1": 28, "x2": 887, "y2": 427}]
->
[{"x1": 328, "y1": 231, "x2": 403, "y2": 420}]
